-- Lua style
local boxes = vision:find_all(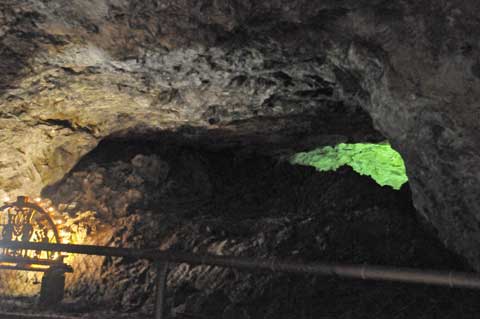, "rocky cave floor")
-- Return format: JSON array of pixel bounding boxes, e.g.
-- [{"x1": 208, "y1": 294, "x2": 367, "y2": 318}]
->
[{"x1": 3, "y1": 139, "x2": 480, "y2": 319}]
